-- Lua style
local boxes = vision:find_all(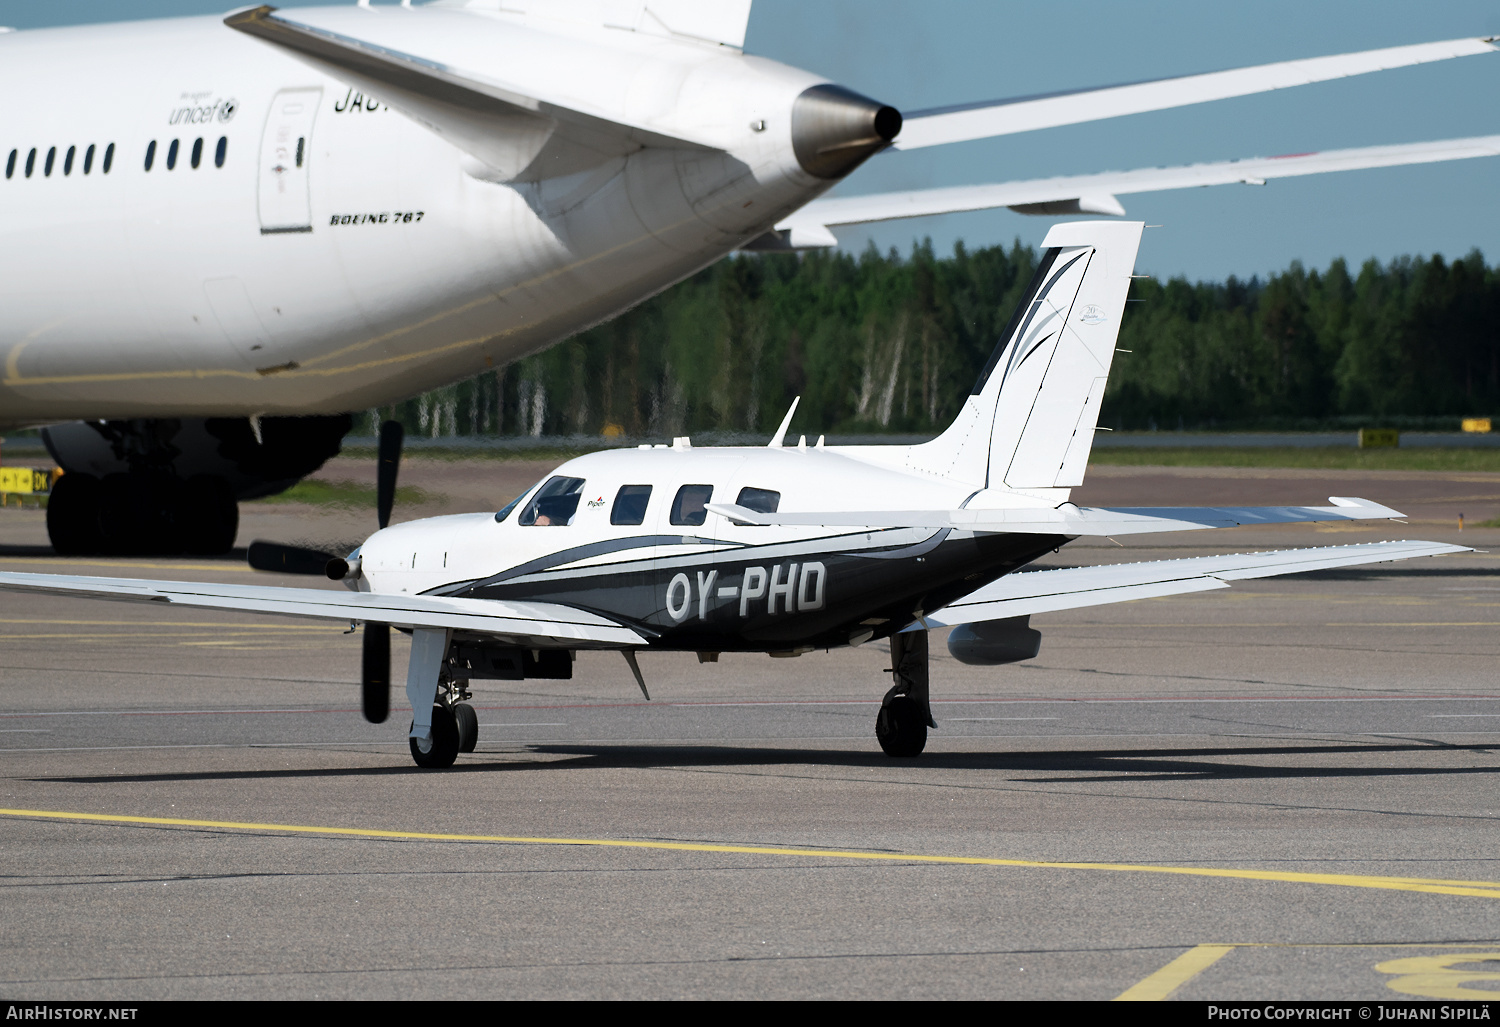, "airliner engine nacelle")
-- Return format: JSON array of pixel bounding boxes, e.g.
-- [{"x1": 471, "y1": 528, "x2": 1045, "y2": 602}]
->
[{"x1": 946, "y1": 616, "x2": 1043, "y2": 666}]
